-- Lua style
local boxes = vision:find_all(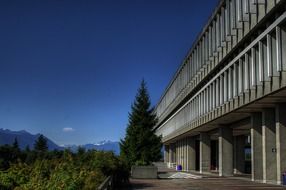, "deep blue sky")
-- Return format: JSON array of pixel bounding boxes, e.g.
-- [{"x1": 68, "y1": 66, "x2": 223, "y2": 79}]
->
[{"x1": 0, "y1": 0, "x2": 218, "y2": 145}]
